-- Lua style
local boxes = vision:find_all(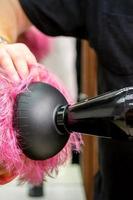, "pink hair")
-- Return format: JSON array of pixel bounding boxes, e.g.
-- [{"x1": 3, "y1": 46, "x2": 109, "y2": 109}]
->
[{"x1": 0, "y1": 64, "x2": 82, "y2": 185}]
